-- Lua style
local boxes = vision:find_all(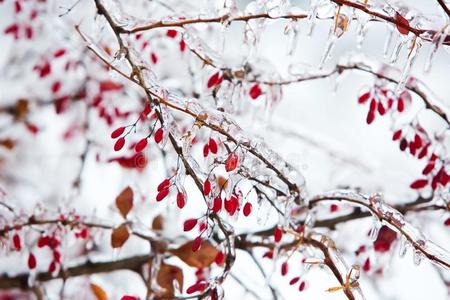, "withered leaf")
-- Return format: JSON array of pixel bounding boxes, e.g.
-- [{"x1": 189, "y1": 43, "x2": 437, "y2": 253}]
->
[
  {"x1": 115, "y1": 186, "x2": 133, "y2": 218},
  {"x1": 0, "y1": 139, "x2": 16, "y2": 150},
  {"x1": 90, "y1": 283, "x2": 108, "y2": 300},
  {"x1": 111, "y1": 223, "x2": 129, "y2": 248},
  {"x1": 170, "y1": 240, "x2": 218, "y2": 268},
  {"x1": 156, "y1": 262, "x2": 184, "y2": 298},
  {"x1": 15, "y1": 99, "x2": 29, "y2": 121},
  {"x1": 152, "y1": 214, "x2": 164, "y2": 231},
  {"x1": 217, "y1": 176, "x2": 228, "y2": 190}
]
